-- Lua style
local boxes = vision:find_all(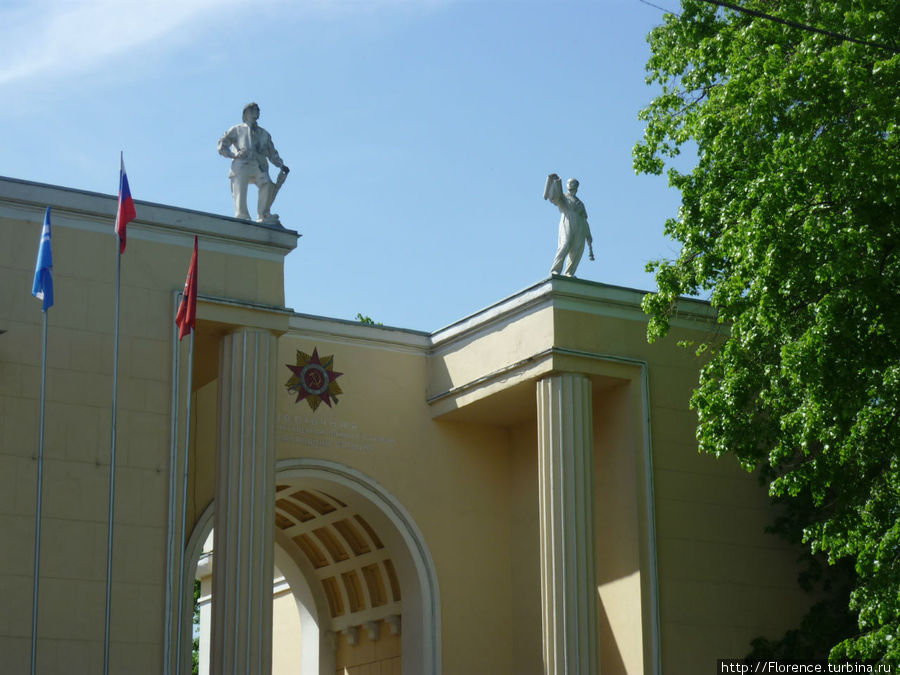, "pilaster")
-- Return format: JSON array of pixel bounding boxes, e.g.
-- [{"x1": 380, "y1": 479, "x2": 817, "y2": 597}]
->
[
  {"x1": 537, "y1": 373, "x2": 599, "y2": 674},
  {"x1": 211, "y1": 328, "x2": 278, "y2": 675}
]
